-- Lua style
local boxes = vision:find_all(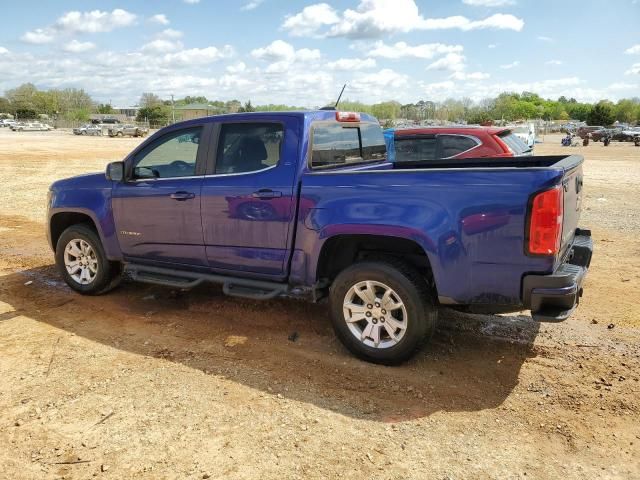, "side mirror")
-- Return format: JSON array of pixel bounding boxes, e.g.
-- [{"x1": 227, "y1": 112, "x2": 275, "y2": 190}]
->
[{"x1": 105, "y1": 161, "x2": 124, "y2": 182}]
